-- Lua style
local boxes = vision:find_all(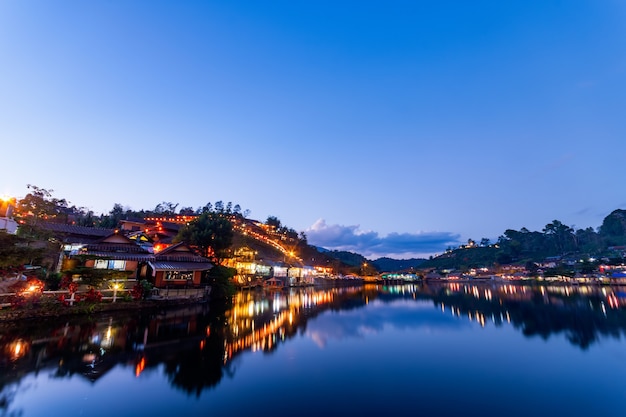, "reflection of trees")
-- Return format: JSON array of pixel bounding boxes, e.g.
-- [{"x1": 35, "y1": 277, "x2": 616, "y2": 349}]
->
[
  {"x1": 0, "y1": 382, "x2": 22, "y2": 417},
  {"x1": 416, "y1": 282, "x2": 626, "y2": 349},
  {"x1": 2, "y1": 282, "x2": 626, "y2": 404},
  {"x1": 0, "y1": 285, "x2": 374, "y2": 400},
  {"x1": 161, "y1": 309, "x2": 227, "y2": 396}
]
